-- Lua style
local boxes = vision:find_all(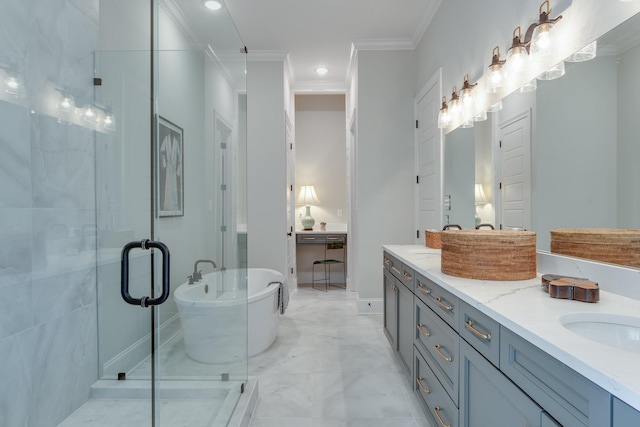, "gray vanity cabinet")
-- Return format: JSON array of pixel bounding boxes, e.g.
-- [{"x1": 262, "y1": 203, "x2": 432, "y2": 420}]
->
[
  {"x1": 613, "y1": 397, "x2": 640, "y2": 426},
  {"x1": 383, "y1": 268, "x2": 398, "y2": 349},
  {"x1": 460, "y1": 338, "x2": 542, "y2": 427},
  {"x1": 397, "y1": 279, "x2": 414, "y2": 375},
  {"x1": 382, "y1": 248, "x2": 640, "y2": 427},
  {"x1": 500, "y1": 327, "x2": 610, "y2": 427},
  {"x1": 382, "y1": 253, "x2": 414, "y2": 380},
  {"x1": 415, "y1": 349, "x2": 459, "y2": 427}
]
